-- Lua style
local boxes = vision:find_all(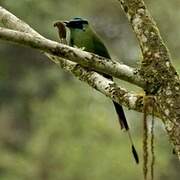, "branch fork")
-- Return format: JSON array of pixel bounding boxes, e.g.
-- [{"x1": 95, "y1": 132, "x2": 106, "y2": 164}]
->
[{"x1": 0, "y1": 0, "x2": 180, "y2": 158}]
